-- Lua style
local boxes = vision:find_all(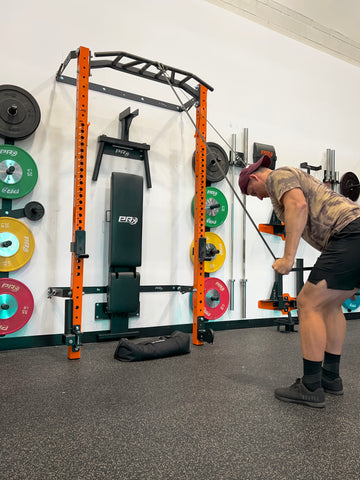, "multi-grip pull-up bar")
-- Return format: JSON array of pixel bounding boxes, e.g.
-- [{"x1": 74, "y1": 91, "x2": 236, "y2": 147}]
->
[{"x1": 56, "y1": 49, "x2": 213, "y2": 112}]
